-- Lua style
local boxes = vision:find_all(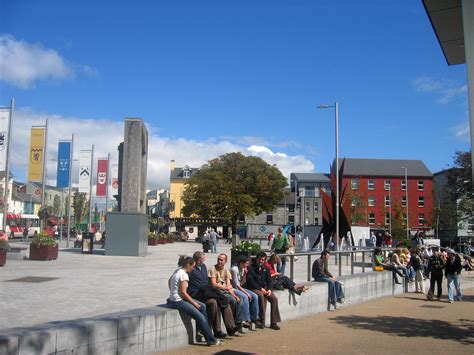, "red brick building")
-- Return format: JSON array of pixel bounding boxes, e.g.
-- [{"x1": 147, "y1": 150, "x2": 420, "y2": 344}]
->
[{"x1": 339, "y1": 158, "x2": 434, "y2": 233}]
